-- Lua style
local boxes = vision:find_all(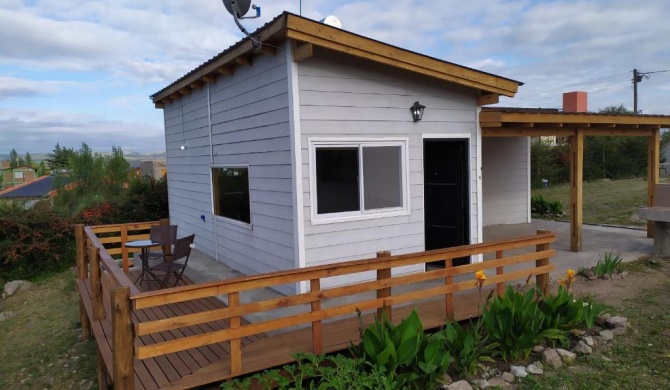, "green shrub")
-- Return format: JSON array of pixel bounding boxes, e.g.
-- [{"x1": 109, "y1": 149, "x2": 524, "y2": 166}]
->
[
  {"x1": 353, "y1": 310, "x2": 450, "y2": 389},
  {"x1": 442, "y1": 318, "x2": 496, "y2": 378},
  {"x1": 582, "y1": 297, "x2": 606, "y2": 329},
  {"x1": 483, "y1": 286, "x2": 564, "y2": 362},
  {"x1": 531, "y1": 194, "x2": 564, "y2": 218},
  {"x1": 594, "y1": 252, "x2": 623, "y2": 276},
  {"x1": 537, "y1": 286, "x2": 585, "y2": 338},
  {"x1": 0, "y1": 203, "x2": 75, "y2": 280}
]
